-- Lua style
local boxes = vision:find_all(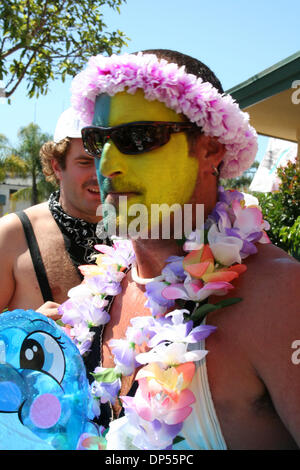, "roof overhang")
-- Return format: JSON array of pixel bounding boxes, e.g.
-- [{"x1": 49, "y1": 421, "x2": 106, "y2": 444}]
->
[{"x1": 227, "y1": 51, "x2": 300, "y2": 144}]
